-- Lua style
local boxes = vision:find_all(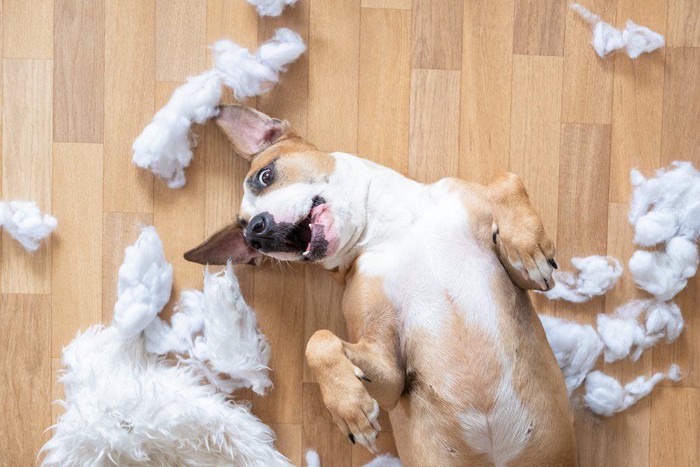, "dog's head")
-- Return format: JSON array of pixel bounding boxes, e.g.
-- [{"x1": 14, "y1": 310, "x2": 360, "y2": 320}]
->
[{"x1": 184, "y1": 105, "x2": 360, "y2": 266}]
